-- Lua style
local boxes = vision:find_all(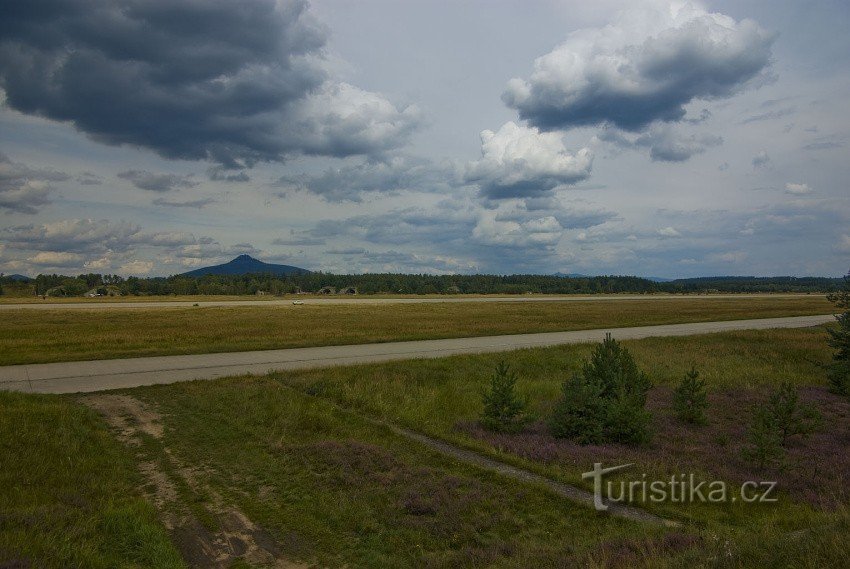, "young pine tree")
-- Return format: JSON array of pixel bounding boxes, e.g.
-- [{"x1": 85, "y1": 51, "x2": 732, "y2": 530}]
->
[
  {"x1": 480, "y1": 361, "x2": 530, "y2": 433},
  {"x1": 826, "y1": 271, "x2": 850, "y2": 396},
  {"x1": 765, "y1": 381, "x2": 822, "y2": 447},
  {"x1": 550, "y1": 334, "x2": 652, "y2": 445},
  {"x1": 673, "y1": 367, "x2": 708, "y2": 425},
  {"x1": 549, "y1": 372, "x2": 606, "y2": 444},
  {"x1": 744, "y1": 381, "x2": 822, "y2": 469},
  {"x1": 744, "y1": 407, "x2": 785, "y2": 470}
]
